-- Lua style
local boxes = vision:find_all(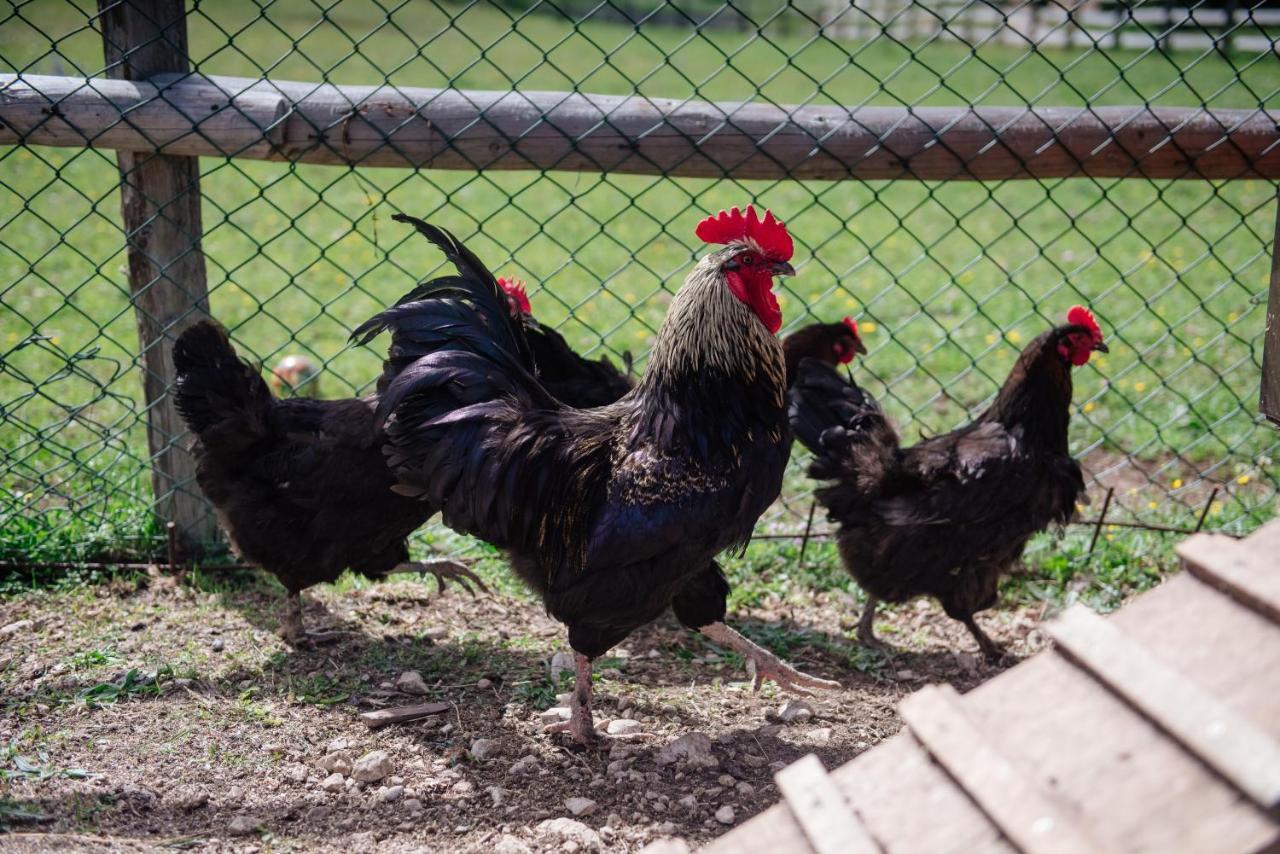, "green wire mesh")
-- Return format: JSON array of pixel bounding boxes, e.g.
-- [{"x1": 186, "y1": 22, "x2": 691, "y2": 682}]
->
[{"x1": 0, "y1": 0, "x2": 1276, "y2": 566}]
